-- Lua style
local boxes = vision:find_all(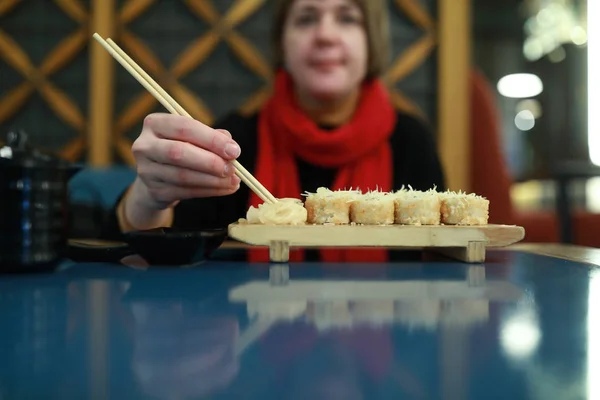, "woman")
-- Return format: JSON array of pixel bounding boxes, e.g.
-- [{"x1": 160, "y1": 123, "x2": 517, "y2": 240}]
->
[{"x1": 103, "y1": 0, "x2": 446, "y2": 262}]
